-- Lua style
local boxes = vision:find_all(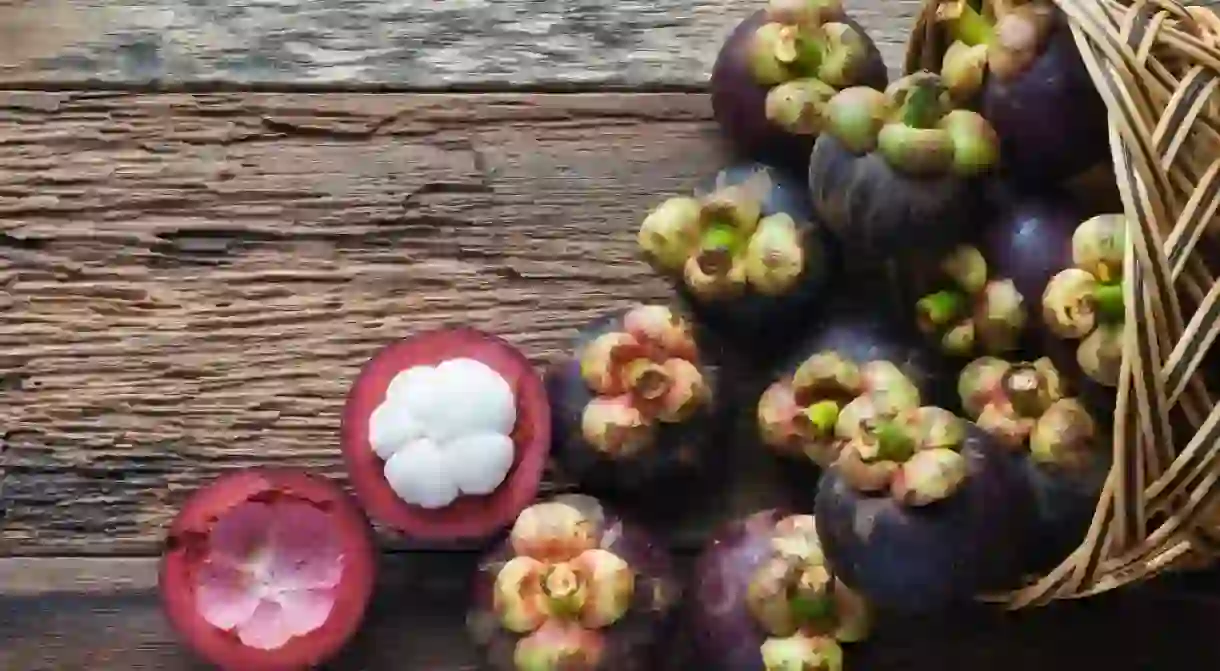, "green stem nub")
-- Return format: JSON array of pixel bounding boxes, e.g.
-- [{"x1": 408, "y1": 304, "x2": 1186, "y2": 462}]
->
[
  {"x1": 917, "y1": 290, "x2": 966, "y2": 331},
  {"x1": 799, "y1": 400, "x2": 841, "y2": 436},
  {"x1": 872, "y1": 421, "x2": 916, "y2": 462},
  {"x1": 1092, "y1": 283, "x2": 1125, "y2": 324},
  {"x1": 698, "y1": 224, "x2": 740, "y2": 275},
  {"x1": 900, "y1": 79, "x2": 945, "y2": 129}
]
